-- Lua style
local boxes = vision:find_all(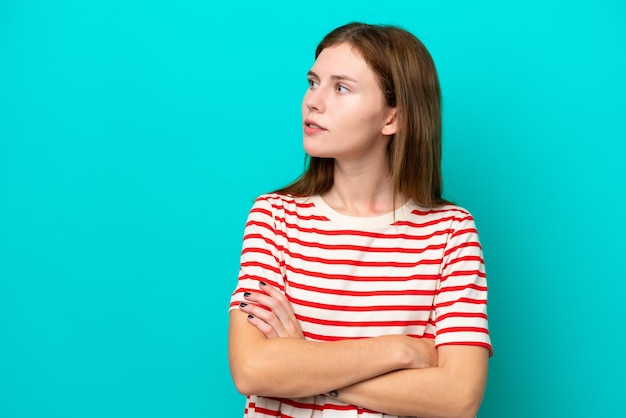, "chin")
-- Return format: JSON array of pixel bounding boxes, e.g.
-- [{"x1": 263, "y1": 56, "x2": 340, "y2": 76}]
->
[
  {"x1": 304, "y1": 150, "x2": 335, "y2": 159},
  {"x1": 302, "y1": 142, "x2": 331, "y2": 159}
]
